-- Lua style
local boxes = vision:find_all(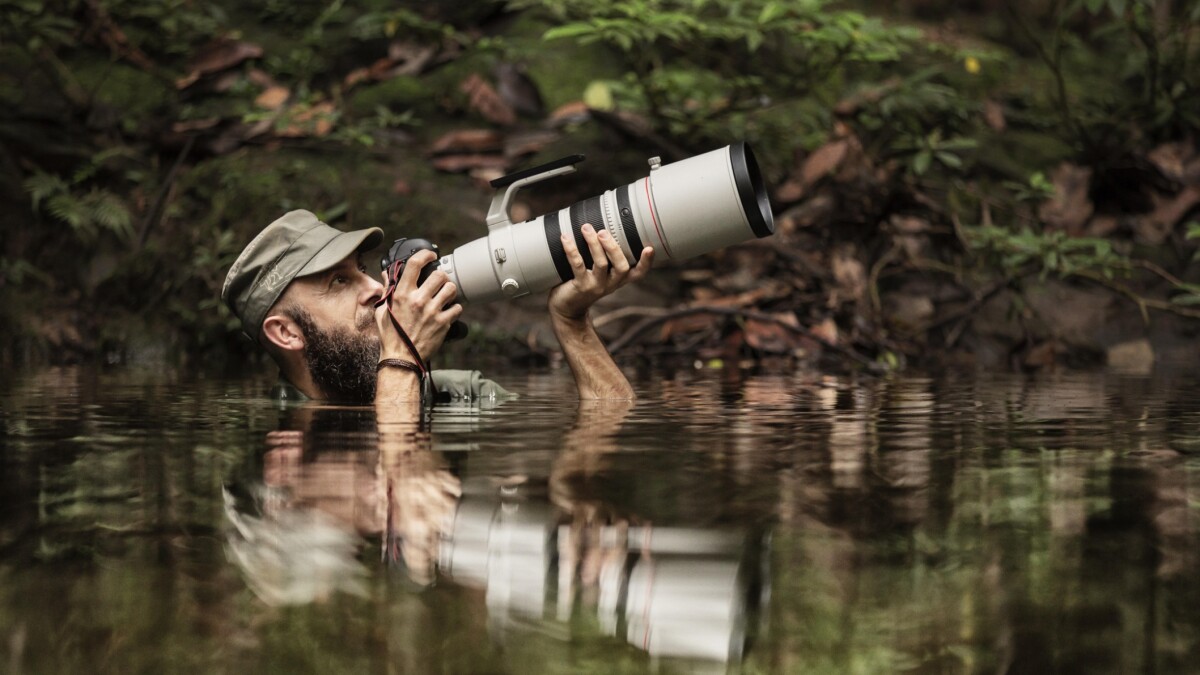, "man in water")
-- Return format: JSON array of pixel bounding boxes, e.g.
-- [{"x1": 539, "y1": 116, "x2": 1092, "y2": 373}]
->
[{"x1": 221, "y1": 210, "x2": 653, "y2": 404}]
